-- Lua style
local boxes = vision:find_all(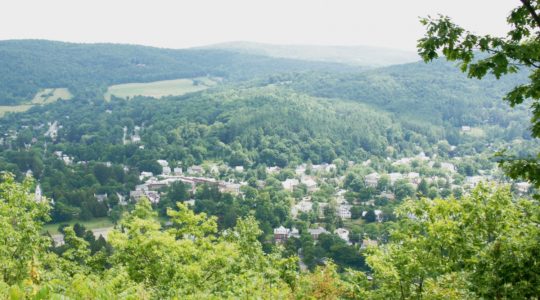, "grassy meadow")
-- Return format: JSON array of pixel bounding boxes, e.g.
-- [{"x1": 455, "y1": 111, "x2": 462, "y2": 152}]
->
[
  {"x1": 0, "y1": 88, "x2": 72, "y2": 117},
  {"x1": 104, "y1": 77, "x2": 219, "y2": 101}
]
